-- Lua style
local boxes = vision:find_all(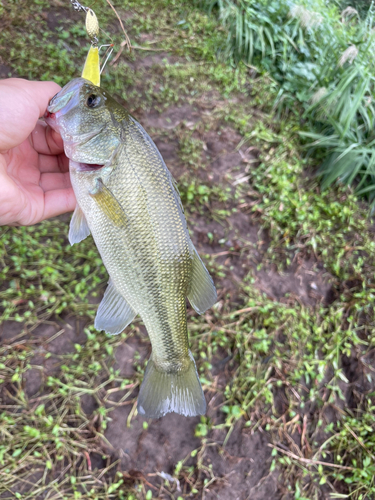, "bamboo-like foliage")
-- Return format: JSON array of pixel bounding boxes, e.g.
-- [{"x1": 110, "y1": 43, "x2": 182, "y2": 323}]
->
[{"x1": 198, "y1": 0, "x2": 375, "y2": 204}]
